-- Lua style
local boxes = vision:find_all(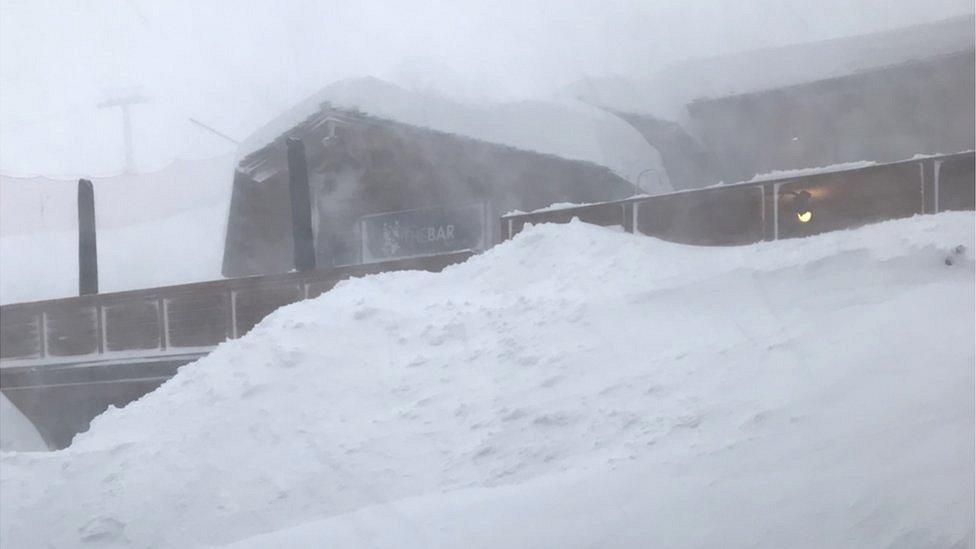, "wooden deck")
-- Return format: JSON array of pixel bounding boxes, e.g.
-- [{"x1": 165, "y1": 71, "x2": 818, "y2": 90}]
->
[{"x1": 0, "y1": 251, "x2": 473, "y2": 448}]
